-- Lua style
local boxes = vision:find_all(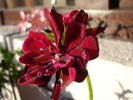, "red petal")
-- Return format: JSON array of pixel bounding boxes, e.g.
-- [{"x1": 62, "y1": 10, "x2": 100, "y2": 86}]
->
[
  {"x1": 18, "y1": 73, "x2": 50, "y2": 86},
  {"x1": 18, "y1": 65, "x2": 51, "y2": 86},
  {"x1": 63, "y1": 10, "x2": 88, "y2": 25},
  {"x1": 44, "y1": 8, "x2": 63, "y2": 48},
  {"x1": 19, "y1": 51, "x2": 40, "y2": 64},
  {"x1": 73, "y1": 58, "x2": 88, "y2": 82},
  {"x1": 61, "y1": 64, "x2": 76, "y2": 88},
  {"x1": 86, "y1": 27, "x2": 105, "y2": 36},
  {"x1": 51, "y1": 81, "x2": 61, "y2": 100},
  {"x1": 69, "y1": 48, "x2": 83, "y2": 57},
  {"x1": 29, "y1": 31, "x2": 51, "y2": 45},
  {"x1": 54, "y1": 54, "x2": 73, "y2": 68},
  {"x1": 80, "y1": 36, "x2": 99, "y2": 60},
  {"x1": 18, "y1": 75, "x2": 35, "y2": 85},
  {"x1": 63, "y1": 10, "x2": 79, "y2": 23},
  {"x1": 19, "y1": 51, "x2": 52, "y2": 65},
  {"x1": 23, "y1": 32, "x2": 51, "y2": 52},
  {"x1": 64, "y1": 22, "x2": 82, "y2": 48},
  {"x1": 22, "y1": 37, "x2": 46, "y2": 52},
  {"x1": 75, "y1": 10, "x2": 88, "y2": 25},
  {"x1": 33, "y1": 53, "x2": 52, "y2": 64},
  {"x1": 66, "y1": 24, "x2": 86, "y2": 50},
  {"x1": 75, "y1": 68, "x2": 88, "y2": 82},
  {"x1": 51, "y1": 7, "x2": 64, "y2": 40},
  {"x1": 69, "y1": 48, "x2": 89, "y2": 64},
  {"x1": 18, "y1": 66, "x2": 35, "y2": 85}
]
